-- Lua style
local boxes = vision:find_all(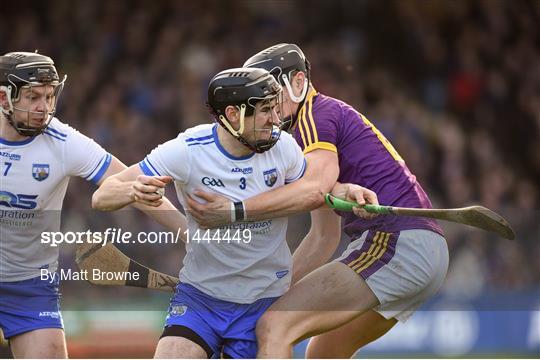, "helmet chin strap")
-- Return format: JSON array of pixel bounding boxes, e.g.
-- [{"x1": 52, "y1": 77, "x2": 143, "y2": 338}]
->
[{"x1": 282, "y1": 74, "x2": 308, "y2": 103}]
